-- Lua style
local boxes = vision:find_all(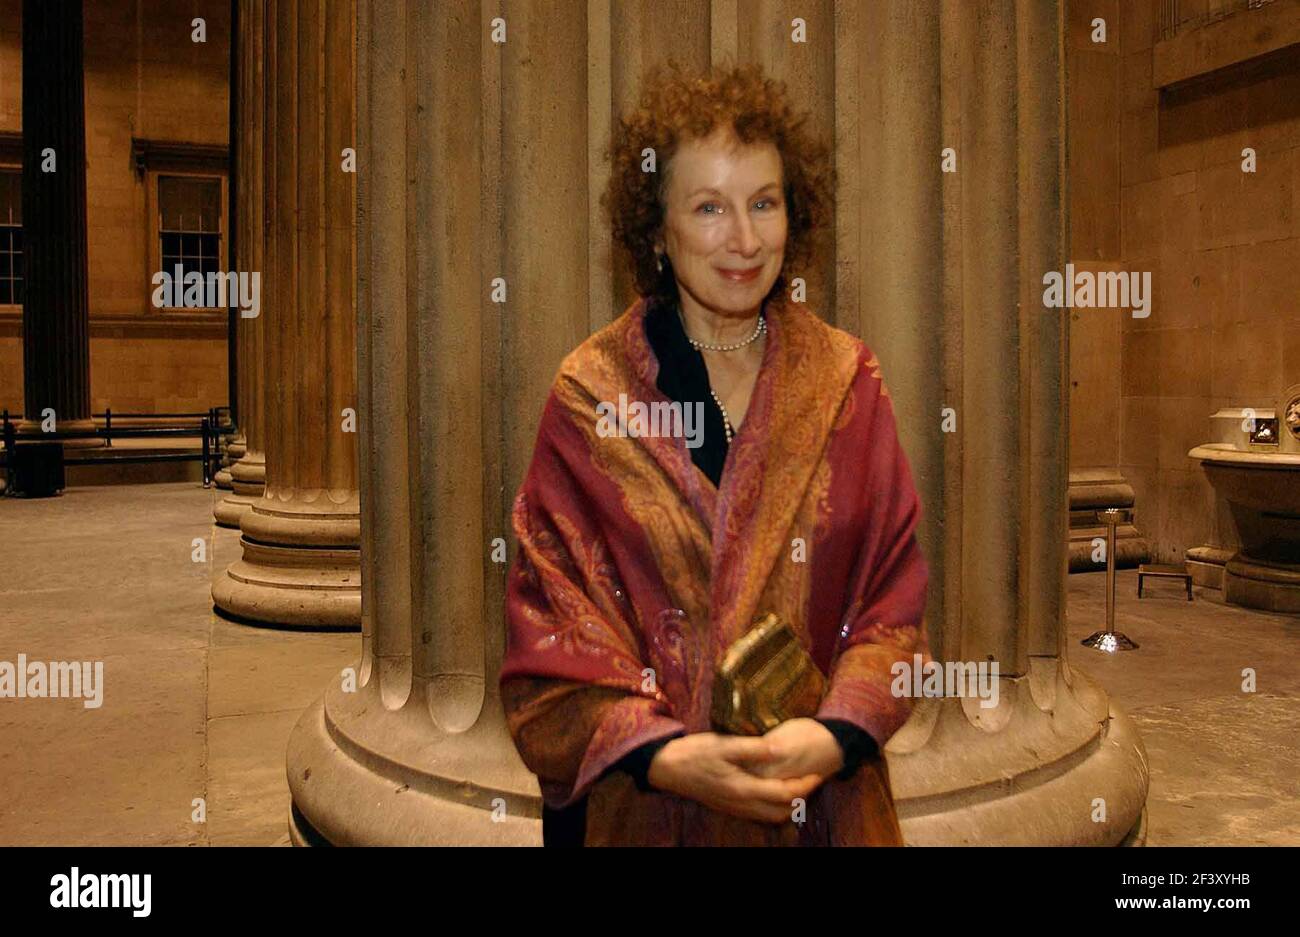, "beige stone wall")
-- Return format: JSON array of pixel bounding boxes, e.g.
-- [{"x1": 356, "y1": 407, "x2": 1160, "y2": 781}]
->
[
  {"x1": 87, "y1": 333, "x2": 228, "y2": 414},
  {"x1": 0, "y1": 0, "x2": 229, "y2": 417},
  {"x1": 1067, "y1": 0, "x2": 1300, "y2": 561},
  {"x1": 0, "y1": 0, "x2": 16, "y2": 129},
  {"x1": 0, "y1": 331, "x2": 227, "y2": 417},
  {"x1": 0, "y1": 335, "x2": 16, "y2": 416},
  {"x1": 1066, "y1": 0, "x2": 1124, "y2": 471}
]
